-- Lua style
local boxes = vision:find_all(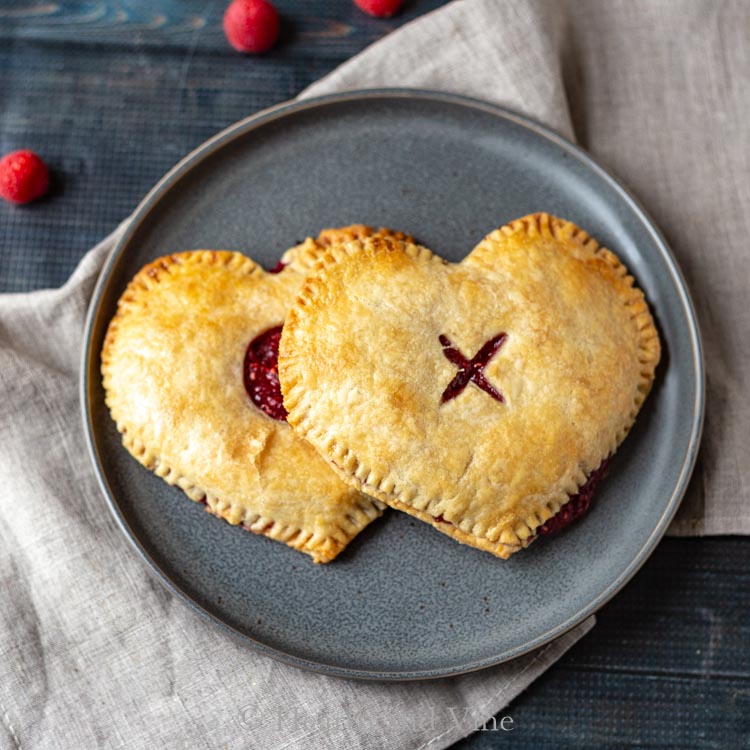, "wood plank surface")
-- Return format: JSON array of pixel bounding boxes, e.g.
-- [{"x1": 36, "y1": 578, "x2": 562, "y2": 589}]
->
[
  {"x1": 1, "y1": 2, "x2": 747, "y2": 748},
  {"x1": 457, "y1": 537, "x2": 750, "y2": 749}
]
